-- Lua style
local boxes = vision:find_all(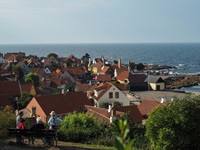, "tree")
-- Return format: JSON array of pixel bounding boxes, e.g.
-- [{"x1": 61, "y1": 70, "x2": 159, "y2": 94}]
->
[
  {"x1": 0, "y1": 106, "x2": 16, "y2": 138},
  {"x1": 129, "y1": 62, "x2": 136, "y2": 71},
  {"x1": 47, "y1": 53, "x2": 58, "y2": 59},
  {"x1": 12, "y1": 64, "x2": 24, "y2": 79},
  {"x1": 146, "y1": 96, "x2": 200, "y2": 150},
  {"x1": 20, "y1": 92, "x2": 33, "y2": 109},
  {"x1": 66, "y1": 58, "x2": 74, "y2": 67},
  {"x1": 136, "y1": 63, "x2": 144, "y2": 71},
  {"x1": 81, "y1": 53, "x2": 90, "y2": 63},
  {"x1": 64, "y1": 82, "x2": 76, "y2": 92},
  {"x1": 25, "y1": 72, "x2": 40, "y2": 87}
]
